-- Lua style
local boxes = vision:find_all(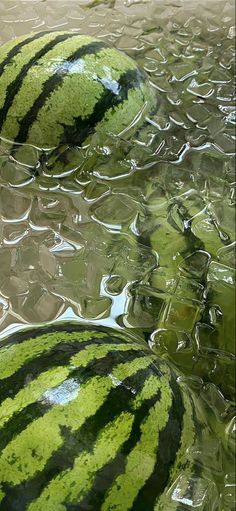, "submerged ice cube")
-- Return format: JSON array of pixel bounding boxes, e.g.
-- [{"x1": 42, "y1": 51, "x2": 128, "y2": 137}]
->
[{"x1": 168, "y1": 475, "x2": 218, "y2": 510}]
